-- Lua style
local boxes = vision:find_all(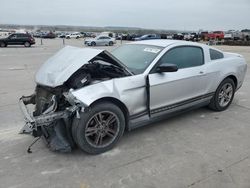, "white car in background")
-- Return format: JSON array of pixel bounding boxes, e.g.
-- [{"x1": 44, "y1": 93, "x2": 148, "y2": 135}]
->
[
  {"x1": 224, "y1": 30, "x2": 243, "y2": 41},
  {"x1": 66, "y1": 32, "x2": 82, "y2": 39},
  {"x1": 84, "y1": 36, "x2": 116, "y2": 46}
]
